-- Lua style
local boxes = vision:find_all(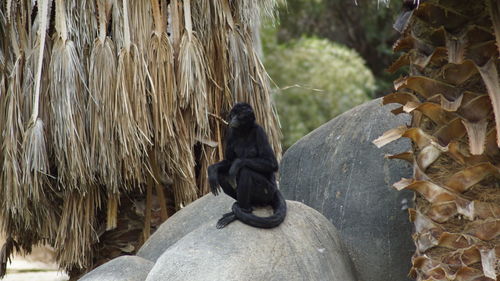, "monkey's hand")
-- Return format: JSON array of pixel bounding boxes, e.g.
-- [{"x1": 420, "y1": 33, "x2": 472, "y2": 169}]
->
[
  {"x1": 229, "y1": 159, "x2": 246, "y2": 179},
  {"x1": 208, "y1": 165, "x2": 221, "y2": 196}
]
